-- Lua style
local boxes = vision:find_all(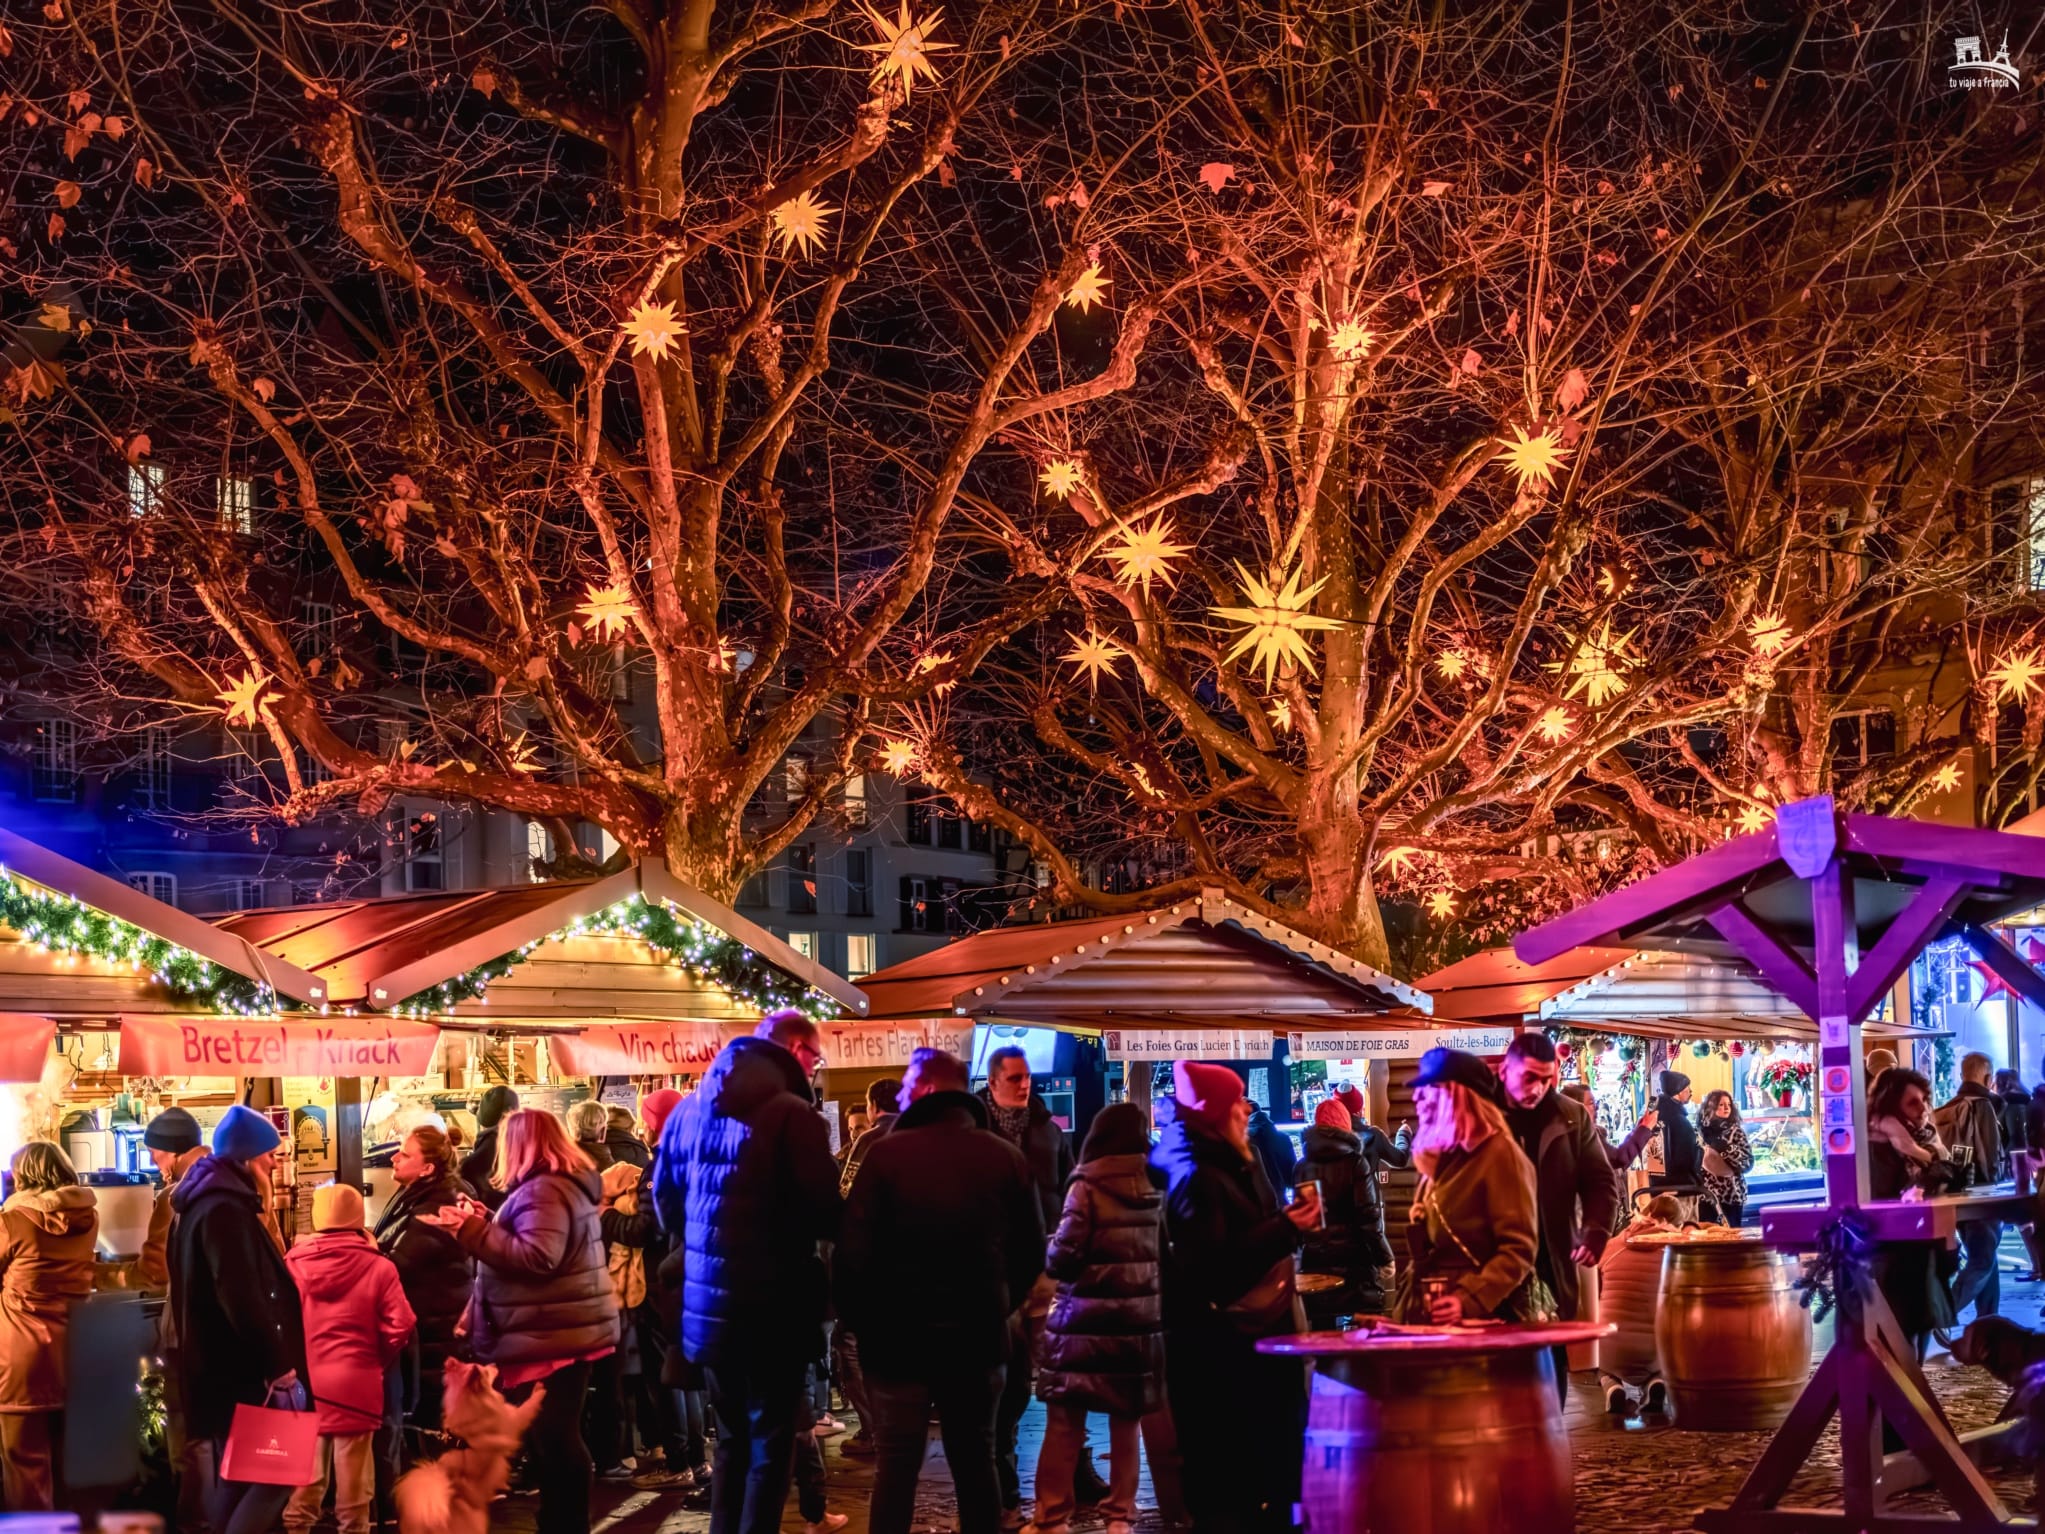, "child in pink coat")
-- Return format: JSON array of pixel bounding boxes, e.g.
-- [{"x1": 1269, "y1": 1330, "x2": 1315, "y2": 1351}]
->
[{"x1": 285, "y1": 1183, "x2": 416, "y2": 1534}]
